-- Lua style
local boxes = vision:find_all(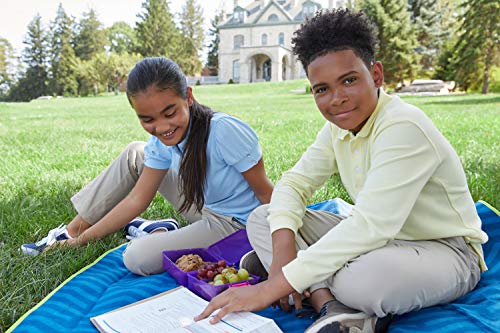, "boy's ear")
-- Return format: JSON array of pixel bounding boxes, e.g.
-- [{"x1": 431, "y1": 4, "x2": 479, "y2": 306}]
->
[
  {"x1": 186, "y1": 86, "x2": 194, "y2": 107},
  {"x1": 371, "y1": 61, "x2": 384, "y2": 88}
]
